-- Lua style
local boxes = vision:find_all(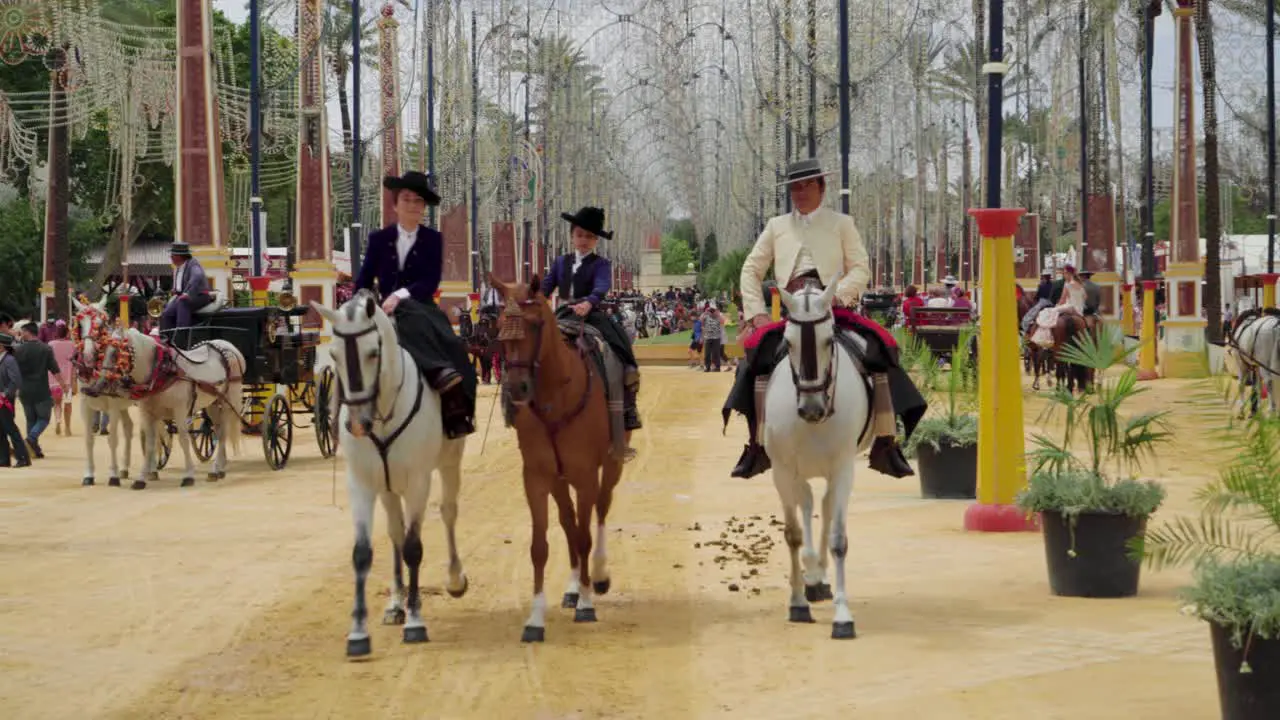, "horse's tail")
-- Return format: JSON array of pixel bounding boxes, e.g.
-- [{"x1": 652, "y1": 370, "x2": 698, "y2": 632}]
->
[{"x1": 219, "y1": 345, "x2": 246, "y2": 456}]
